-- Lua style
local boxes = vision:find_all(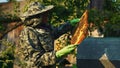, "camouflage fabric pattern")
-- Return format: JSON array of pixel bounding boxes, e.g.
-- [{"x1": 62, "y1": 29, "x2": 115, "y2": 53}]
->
[
  {"x1": 54, "y1": 32, "x2": 71, "y2": 51},
  {"x1": 15, "y1": 26, "x2": 56, "y2": 68},
  {"x1": 21, "y1": 2, "x2": 54, "y2": 18},
  {"x1": 24, "y1": 18, "x2": 42, "y2": 27}
]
